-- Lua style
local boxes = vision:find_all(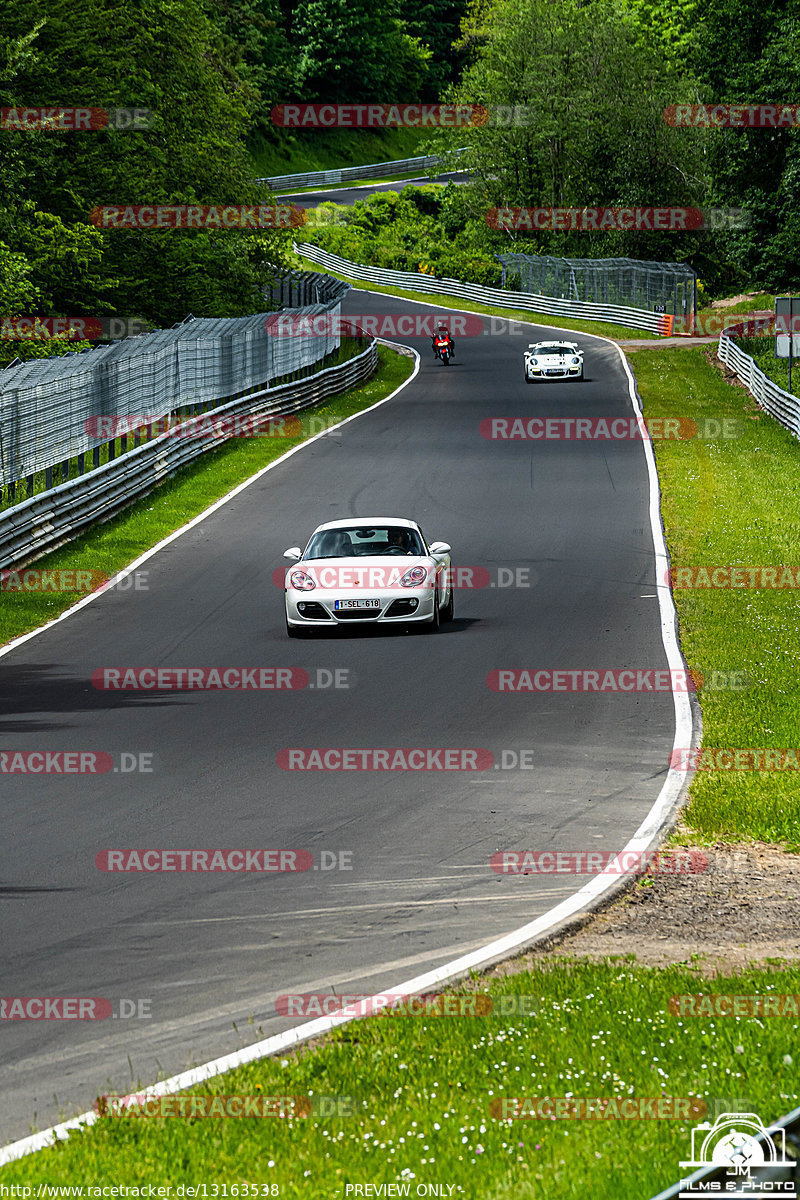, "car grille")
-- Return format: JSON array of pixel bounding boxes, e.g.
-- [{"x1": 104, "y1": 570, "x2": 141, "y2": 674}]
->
[
  {"x1": 296, "y1": 602, "x2": 331, "y2": 620},
  {"x1": 385, "y1": 598, "x2": 419, "y2": 616},
  {"x1": 334, "y1": 608, "x2": 382, "y2": 620}
]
